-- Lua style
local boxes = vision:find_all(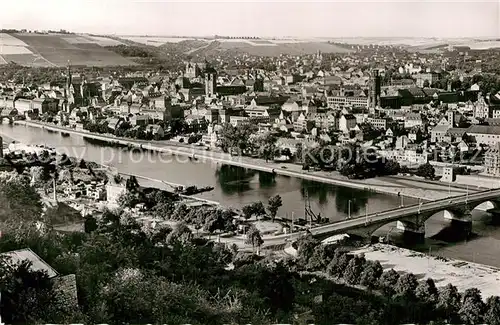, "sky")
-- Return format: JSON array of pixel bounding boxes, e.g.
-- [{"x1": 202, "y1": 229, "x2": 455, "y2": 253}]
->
[{"x1": 0, "y1": 0, "x2": 499, "y2": 38}]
